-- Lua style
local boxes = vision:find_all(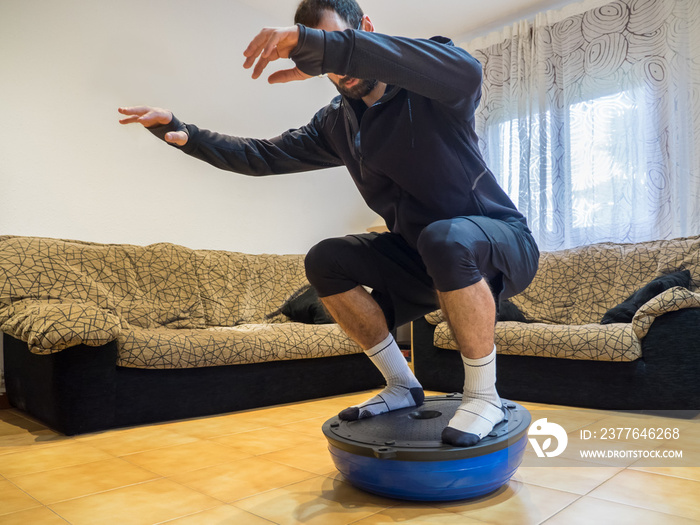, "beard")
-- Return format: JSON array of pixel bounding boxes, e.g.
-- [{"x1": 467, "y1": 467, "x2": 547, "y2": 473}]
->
[{"x1": 332, "y1": 76, "x2": 379, "y2": 100}]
